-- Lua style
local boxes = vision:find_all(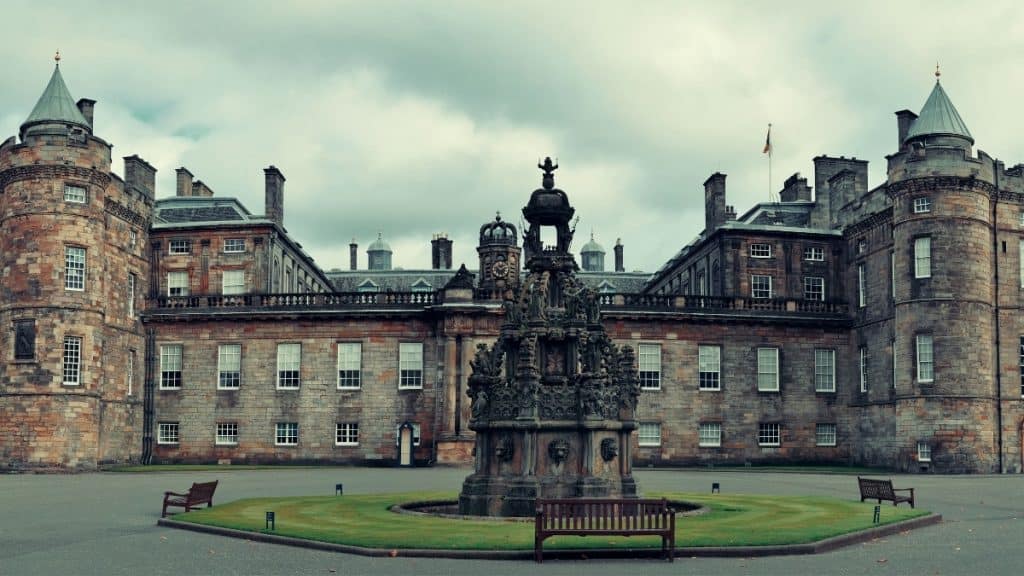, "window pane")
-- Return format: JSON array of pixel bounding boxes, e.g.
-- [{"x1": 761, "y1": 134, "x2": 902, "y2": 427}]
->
[
  {"x1": 757, "y1": 348, "x2": 779, "y2": 391},
  {"x1": 277, "y1": 343, "x2": 301, "y2": 388},
  {"x1": 399, "y1": 343, "x2": 423, "y2": 389},
  {"x1": 699, "y1": 422, "x2": 721, "y2": 447},
  {"x1": 758, "y1": 423, "x2": 780, "y2": 446},
  {"x1": 167, "y1": 272, "x2": 189, "y2": 296},
  {"x1": 65, "y1": 247, "x2": 86, "y2": 290},
  {"x1": 804, "y1": 276, "x2": 824, "y2": 301},
  {"x1": 160, "y1": 344, "x2": 182, "y2": 389},
  {"x1": 158, "y1": 422, "x2": 179, "y2": 444},
  {"x1": 224, "y1": 238, "x2": 245, "y2": 253},
  {"x1": 814, "y1": 349, "x2": 835, "y2": 392},
  {"x1": 63, "y1": 336, "x2": 82, "y2": 385},
  {"x1": 337, "y1": 343, "x2": 361, "y2": 389},
  {"x1": 64, "y1": 184, "x2": 87, "y2": 203},
  {"x1": 698, "y1": 345, "x2": 721, "y2": 390},
  {"x1": 216, "y1": 422, "x2": 238, "y2": 445},
  {"x1": 222, "y1": 270, "x2": 245, "y2": 295},
  {"x1": 638, "y1": 423, "x2": 661, "y2": 446},
  {"x1": 816, "y1": 423, "x2": 837, "y2": 446},
  {"x1": 336, "y1": 422, "x2": 359, "y2": 445},
  {"x1": 916, "y1": 335, "x2": 934, "y2": 382},
  {"x1": 275, "y1": 422, "x2": 298, "y2": 445},
  {"x1": 915, "y1": 237, "x2": 931, "y2": 278},
  {"x1": 638, "y1": 344, "x2": 661, "y2": 390},
  {"x1": 218, "y1": 344, "x2": 241, "y2": 389}
]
